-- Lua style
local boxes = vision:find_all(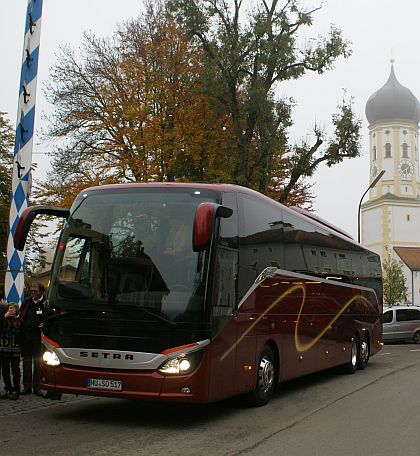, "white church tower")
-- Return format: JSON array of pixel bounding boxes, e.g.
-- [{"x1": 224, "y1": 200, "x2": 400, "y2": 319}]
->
[{"x1": 361, "y1": 64, "x2": 420, "y2": 305}]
